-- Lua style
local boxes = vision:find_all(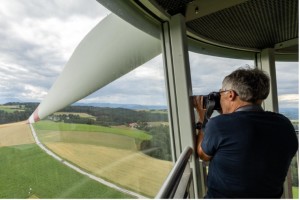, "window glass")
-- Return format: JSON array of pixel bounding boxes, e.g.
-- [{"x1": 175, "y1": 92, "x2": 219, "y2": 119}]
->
[
  {"x1": 190, "y1": 52, "x2": 254, "y2": 94},
  {"x1": 276, "y1": 61, "x2": 299, "y2": 126},
  {"x1": 276, "y1": 61, "x2": 299, "y2": 199},
  {"x1": 0, "y1": 1, "x2": 173, "y2": 198},
  {"x1": 34, "y1": 55, "x2": 173, "y2": 198}
]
